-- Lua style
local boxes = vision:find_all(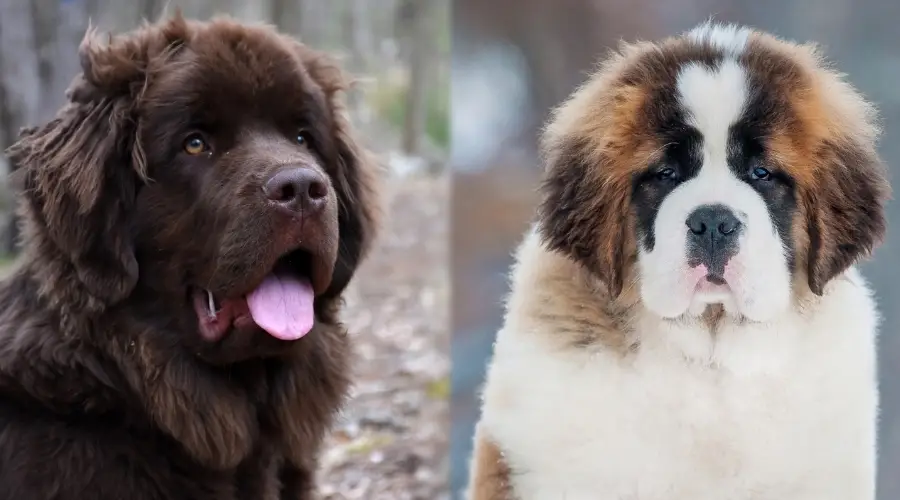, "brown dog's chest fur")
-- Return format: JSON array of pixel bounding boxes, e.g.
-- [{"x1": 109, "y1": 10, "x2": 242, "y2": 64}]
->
[{"x1": 0, "y1": 271, "x2": 349, "y2": 500}]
